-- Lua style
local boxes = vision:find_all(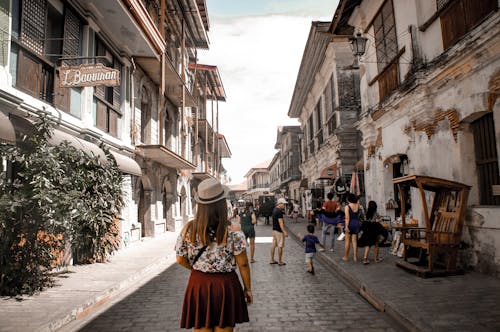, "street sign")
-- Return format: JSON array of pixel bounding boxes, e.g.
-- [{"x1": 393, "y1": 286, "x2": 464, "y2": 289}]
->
[{"x1": 59, "y1": 63, "x2": 120, "y2": 88}]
